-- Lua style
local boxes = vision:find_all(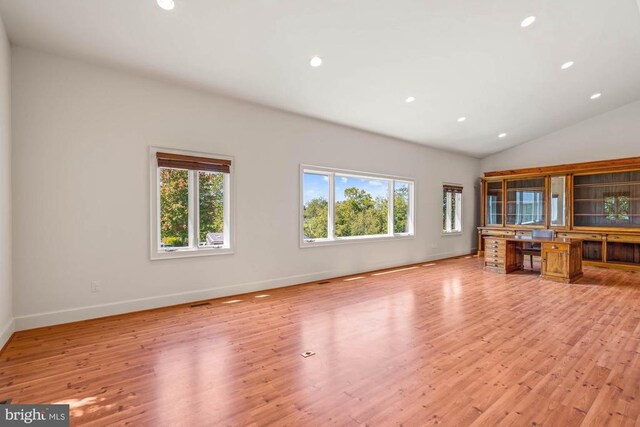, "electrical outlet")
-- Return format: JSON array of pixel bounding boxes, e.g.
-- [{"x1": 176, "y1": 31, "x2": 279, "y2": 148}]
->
[{"x1": 91, "y1": 281, "x2": 101, "y2": 293}]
